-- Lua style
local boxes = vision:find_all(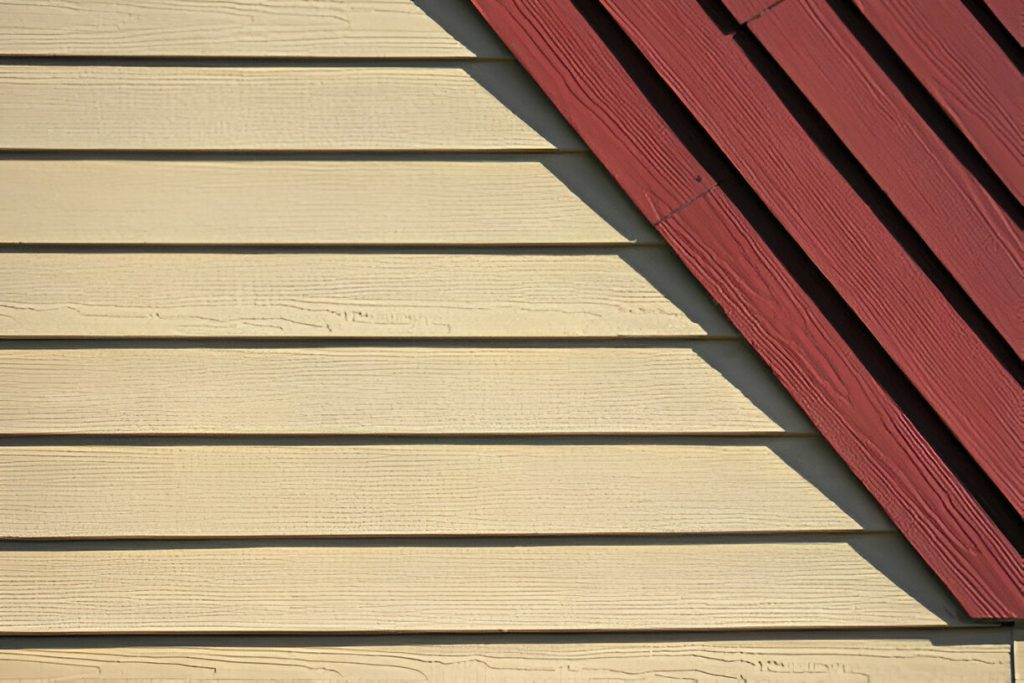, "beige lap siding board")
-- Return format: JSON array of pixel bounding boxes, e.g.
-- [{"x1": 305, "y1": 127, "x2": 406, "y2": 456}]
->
[
  {"x1": 0, "y1": 65, "x2": 583, "y2": 151},
  {"x1": 0, "y1": 0, "x2": 511, "y2": 58},
  {"x1": 0, "y1": 0, "x2": 1006, "y2": 680},
  {"x1": 0, "y1": 158, "x2": 660, "y2": 244}
]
